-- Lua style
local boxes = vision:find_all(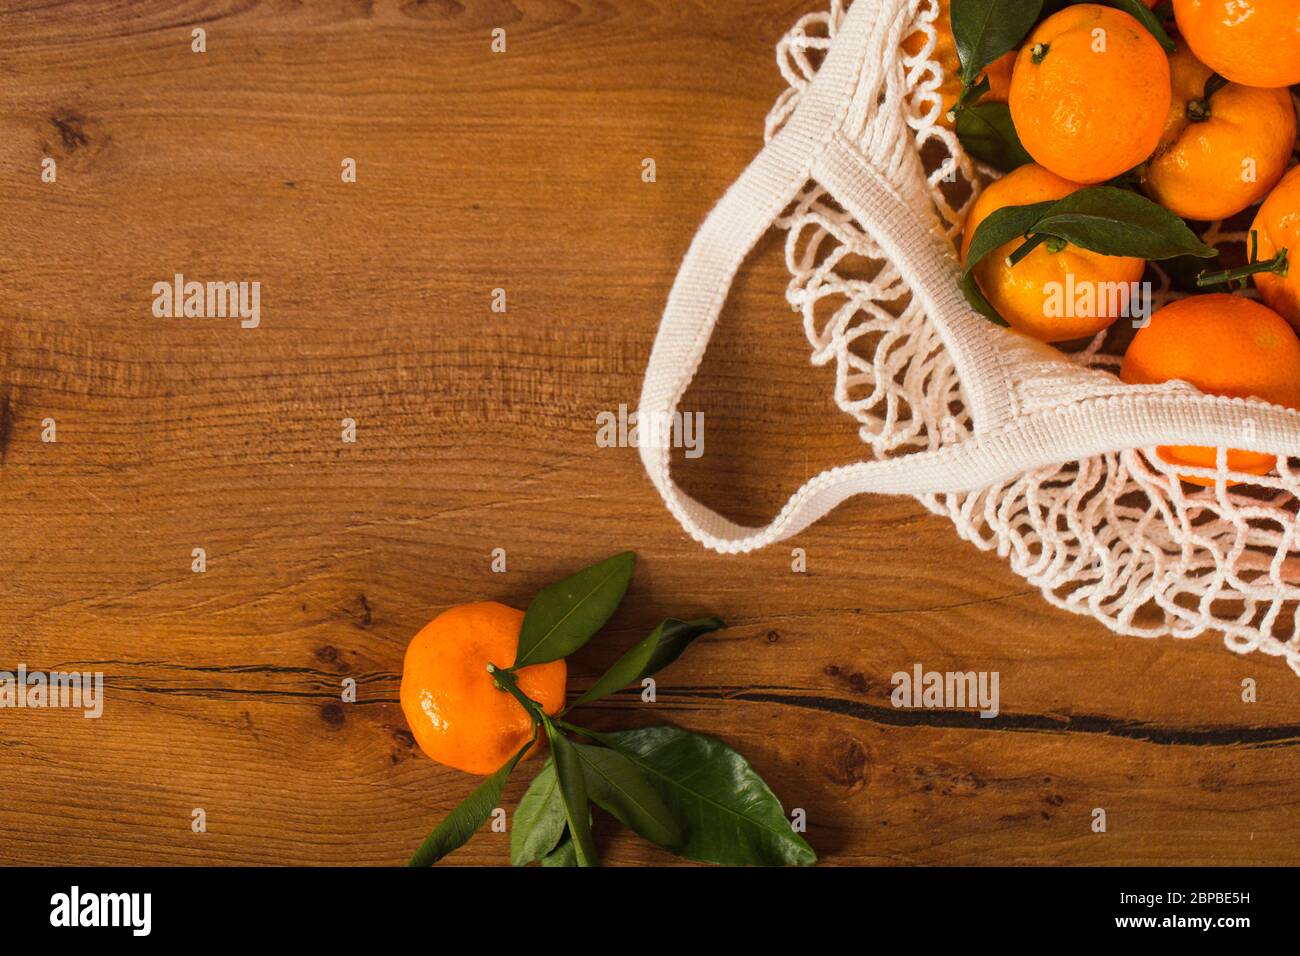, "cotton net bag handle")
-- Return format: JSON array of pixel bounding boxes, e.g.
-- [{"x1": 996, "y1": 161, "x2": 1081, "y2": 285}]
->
[{"x1": 639, "y1": 0, "x2": 1300, "y2": 555}]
